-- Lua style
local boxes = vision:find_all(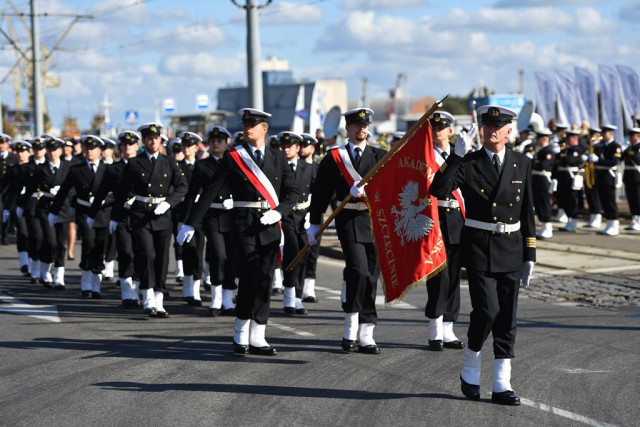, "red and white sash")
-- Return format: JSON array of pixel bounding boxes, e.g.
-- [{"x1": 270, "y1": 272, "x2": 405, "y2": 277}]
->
[
  {"x1": 435, "y1": 150, "x2": 466, "y2": 218},
  {"x1": 331, "y1": 144, "x2": 362, "y2": 186}
]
